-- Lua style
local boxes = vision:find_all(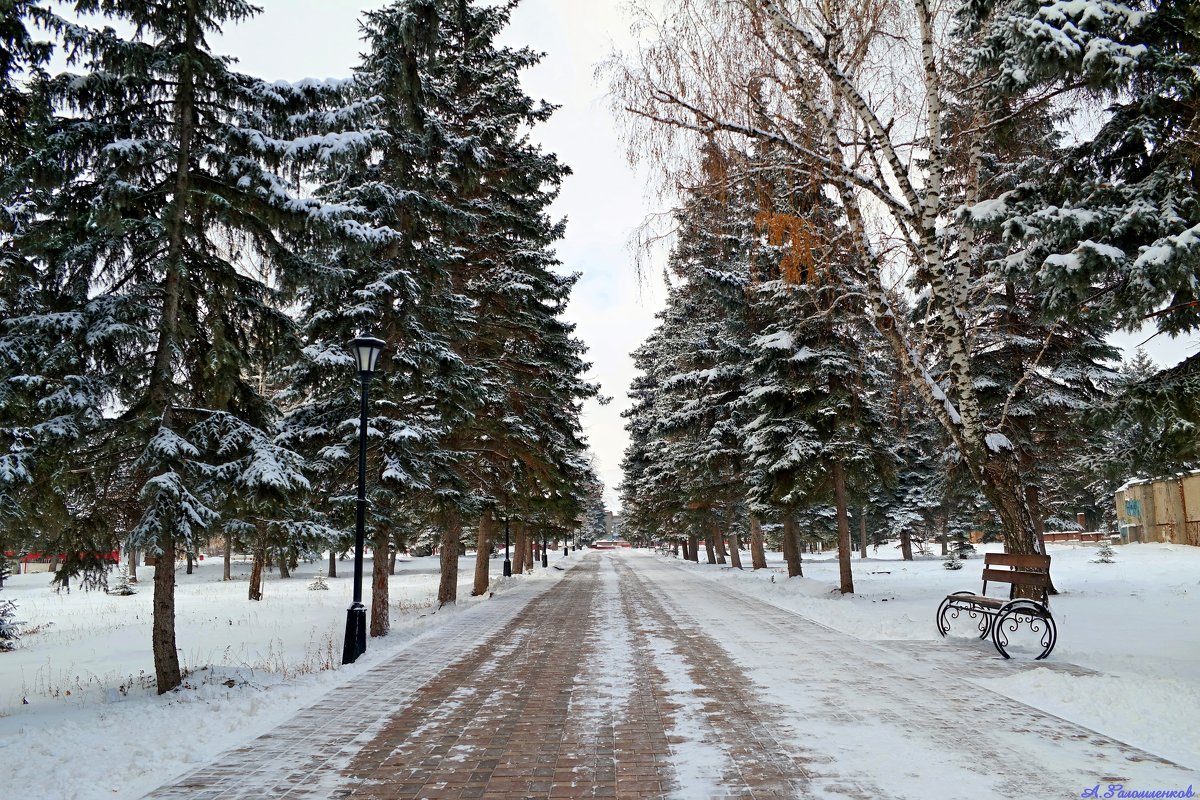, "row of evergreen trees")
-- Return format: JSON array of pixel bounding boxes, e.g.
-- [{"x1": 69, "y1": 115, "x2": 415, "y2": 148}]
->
[
  {"x1": 619, "y1": 0, "x2": 1199, "y2": 592},
  {"x1": 0, "y1": 0, "x2": 597, "y2": 691}
]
